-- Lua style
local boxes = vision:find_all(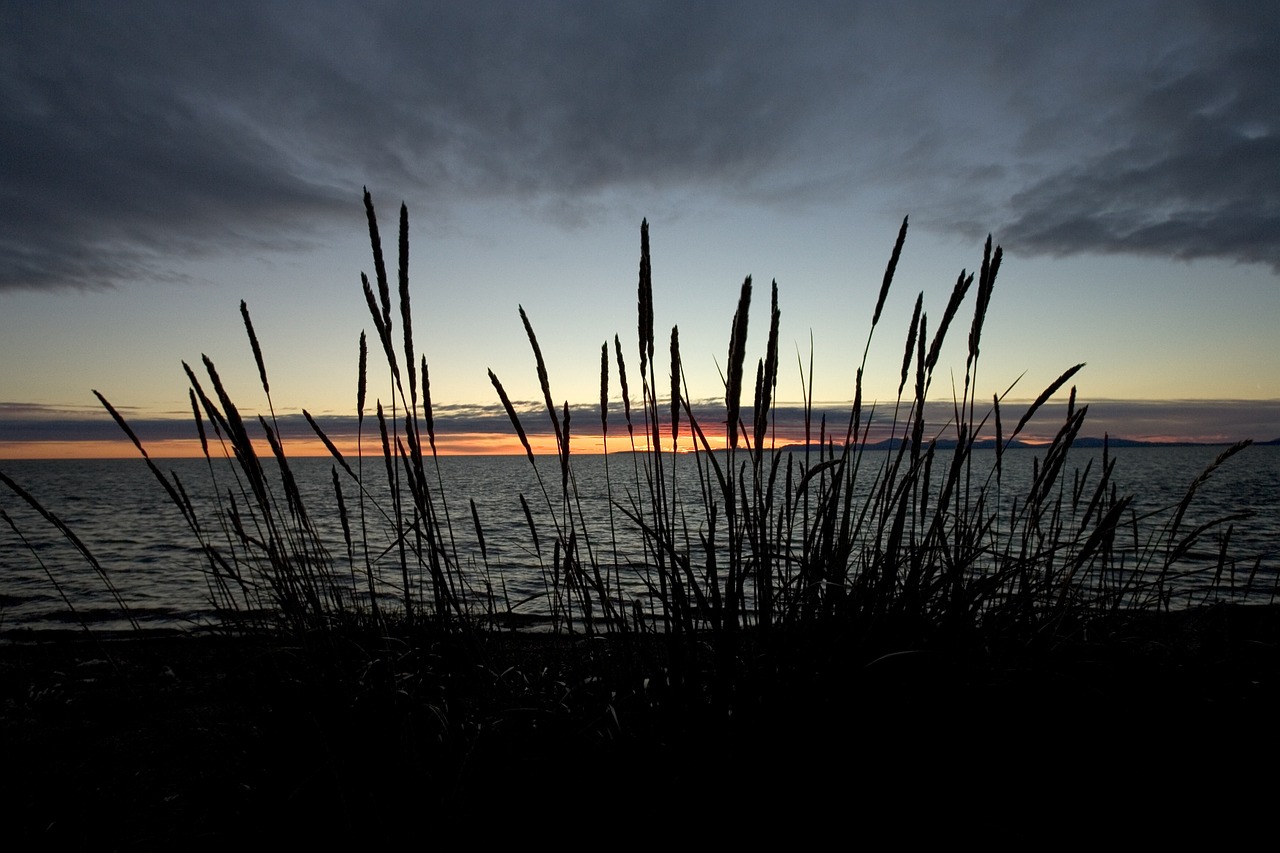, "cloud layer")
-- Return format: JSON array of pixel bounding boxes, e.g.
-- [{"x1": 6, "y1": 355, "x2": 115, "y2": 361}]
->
[
  {"x1": 5, "y1": 397, "x2": 1276, "y2": 452},
  {"x1": 998, "y1": 4, "x2": 1280, "y2": 270},
  {"x1": 2, "y1": 1, "x2": 1277, "y2": 291}
]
